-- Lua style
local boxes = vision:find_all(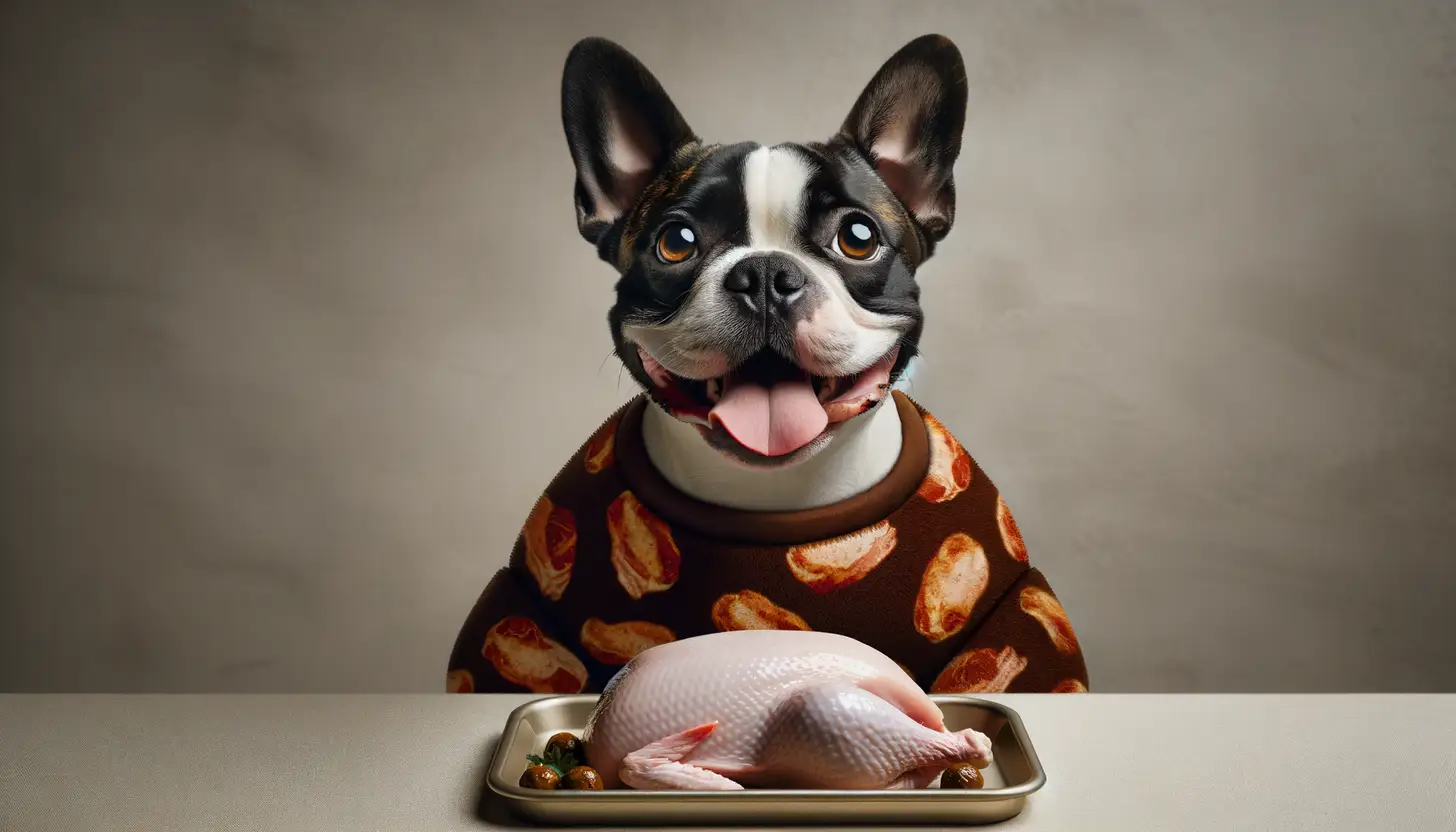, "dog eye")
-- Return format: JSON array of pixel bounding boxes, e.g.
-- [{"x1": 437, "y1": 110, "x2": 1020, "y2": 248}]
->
[
  {"x1": 655, "y1": 223, "x2": 698, "y2": 264},
  {"x1": 835, "y1": 214, "x2": 880, "y2": 260}
]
